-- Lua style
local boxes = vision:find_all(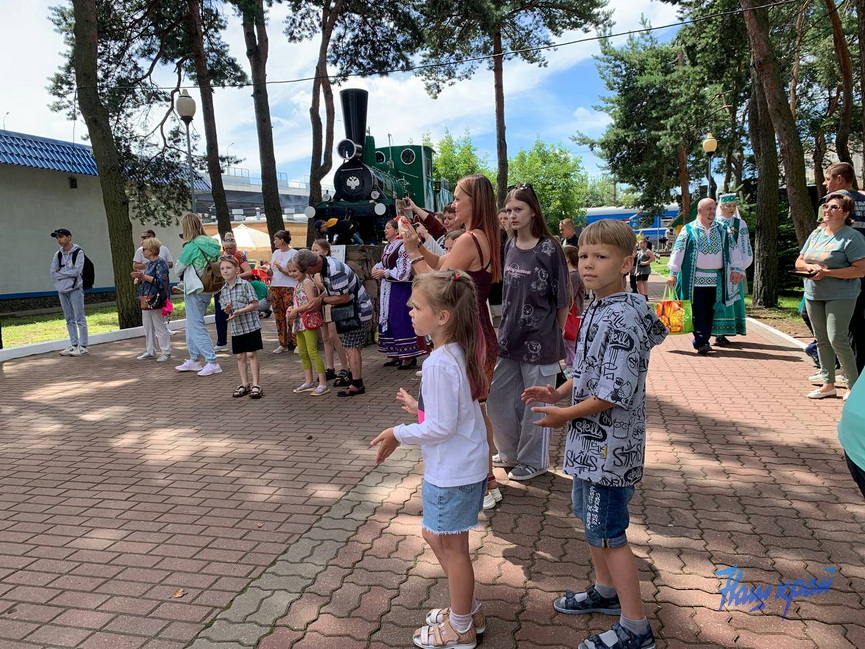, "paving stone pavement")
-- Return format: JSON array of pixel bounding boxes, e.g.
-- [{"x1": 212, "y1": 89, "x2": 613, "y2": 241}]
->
[{"x1": 2, "y1": 281, "x2": 864, "y2": 648}]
